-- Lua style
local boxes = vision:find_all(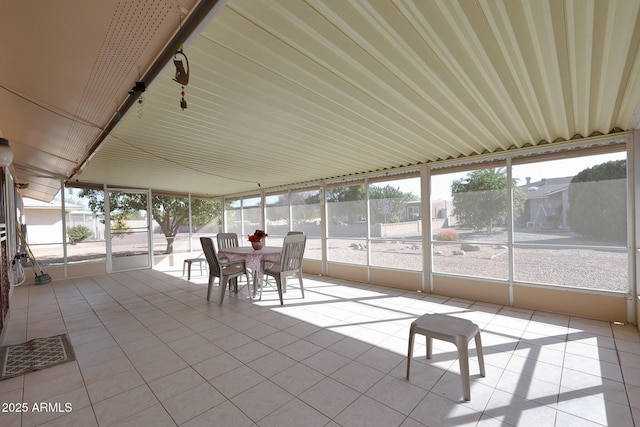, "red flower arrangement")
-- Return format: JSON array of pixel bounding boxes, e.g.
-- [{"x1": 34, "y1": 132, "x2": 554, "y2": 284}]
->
[{"x1": 248, "y1": 229, "x2": 268, "y2": 242}]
